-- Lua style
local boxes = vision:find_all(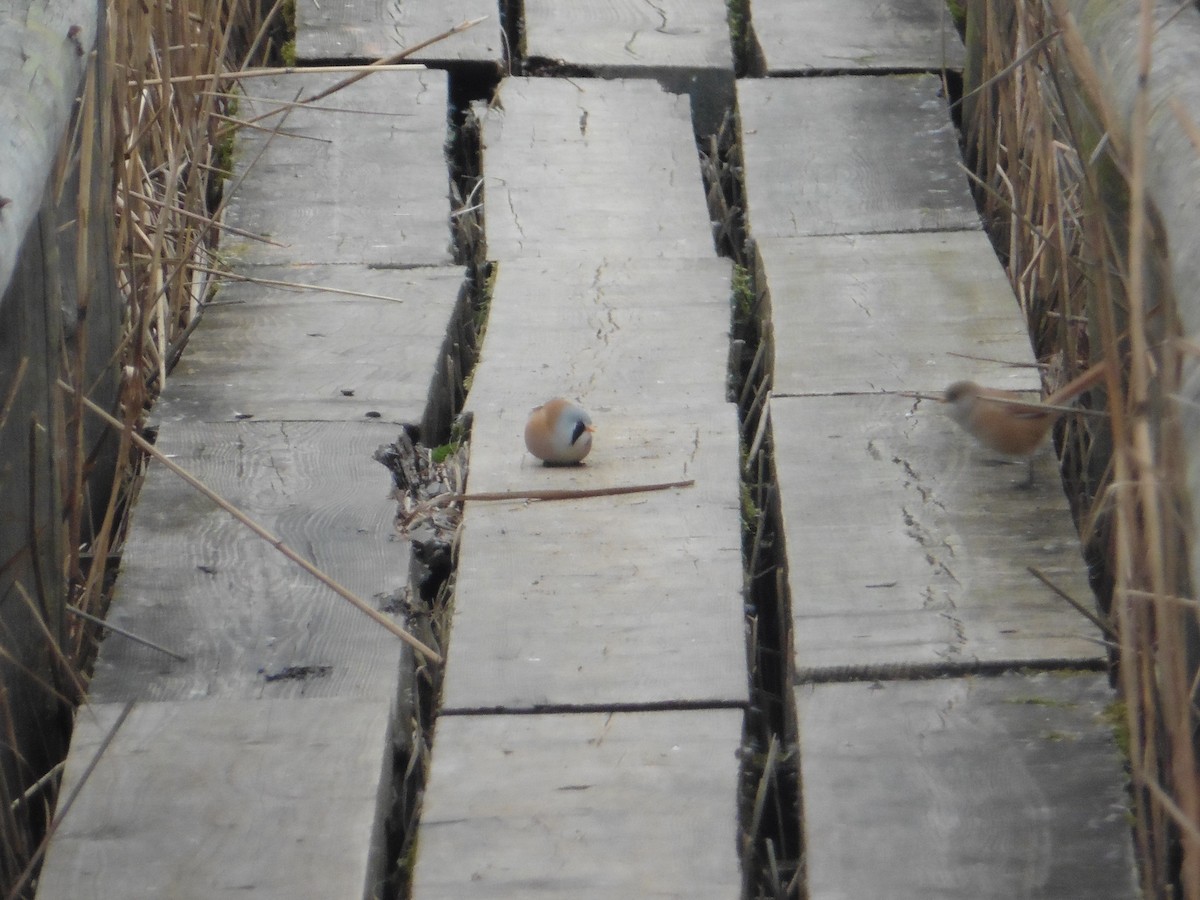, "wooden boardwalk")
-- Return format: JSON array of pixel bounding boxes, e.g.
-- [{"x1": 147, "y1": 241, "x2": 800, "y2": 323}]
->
[
  {"x1": 38, "y1": 70, "x2": 465, "y2": 898},
  {"x1": 737, "y1": 13, "x2": 1136, "y2": 896},
  {"x1": 38, "y1": 2, "x2": 1136, "y2": 899},
  {"x1": 413, "y1": 75, "x2": 748, "y2": 895}
]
